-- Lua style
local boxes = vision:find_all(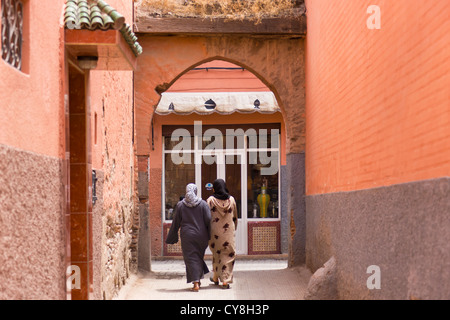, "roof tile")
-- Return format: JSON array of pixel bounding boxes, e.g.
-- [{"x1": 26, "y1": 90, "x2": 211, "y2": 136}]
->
[{"x1": 64, "y1": 0, "x2": 142, "y2": 57}]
